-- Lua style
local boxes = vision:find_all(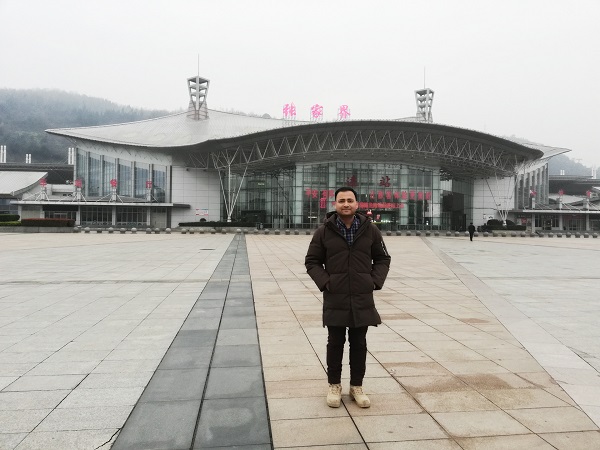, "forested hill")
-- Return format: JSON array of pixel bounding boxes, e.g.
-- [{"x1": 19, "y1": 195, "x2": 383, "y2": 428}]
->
[
  {"x1": 0, "y1": 89, "x2": 173, "y2": 163},
  {"x1": 500, "y1": 136, "x2": 593, "y2": 177},
  {"x1": 548, "y1": 154, "x2": 595, "y2": 177}
]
